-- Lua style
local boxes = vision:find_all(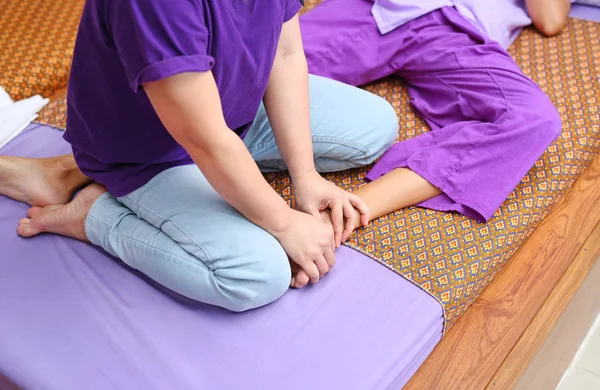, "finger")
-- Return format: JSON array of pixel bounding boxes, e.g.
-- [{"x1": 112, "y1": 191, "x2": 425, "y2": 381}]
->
[
  {"x1": 341, "y1": 201, "x2": 357, "y2": 242},
  {"x1": 331, "y1": 202, "x2": 343, "y2": 247},
  {"x1": 292, "y1": 269, "x2": 310, "y2": 289},
  {"x1": 324, "y1": 246, "x2": 336, "y2": 269},
  {"x1": 314, "y1": 255, "x2": 330, "y2": 278},
  {"x1": 349, "y1": 194, "x2": 370, "y2": 226},
  {"x1": 301, "y1": 261, "x2": 320, "y2": 284},
  {"x1": 305, "y1": 205, "x2": 321, "y2": 220},
  {"x1": 324, "y1": 216, "x2": 336, "y2": 252},
  {"x1": 289, "y1": 260, "x2": 299, "y2": 287}
]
